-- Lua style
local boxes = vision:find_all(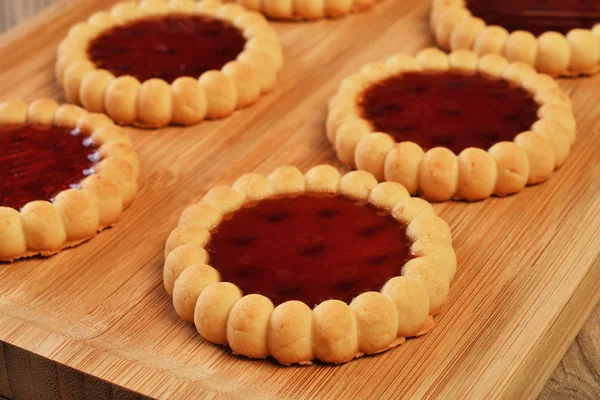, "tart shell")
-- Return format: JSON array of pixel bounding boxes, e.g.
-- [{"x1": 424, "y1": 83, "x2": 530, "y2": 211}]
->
[
  {"x1": 56, "y1": 0, "x2": 283, "y2": 128},
  {"x1": 430, "y1": 0, "x2": 600, "y2": 77},
  {"x1": 222, "y1": 0, "x2": 385, "y2": 21},
  {"x1": 0, "y1": 99, "x2": 139, "y2": 262},
  {"x1": 327, "y1": 48, "x2": 576, "y2": 202},
  {"x1": 164, "y1": 165, "x2": 456, "y2": 365}
]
